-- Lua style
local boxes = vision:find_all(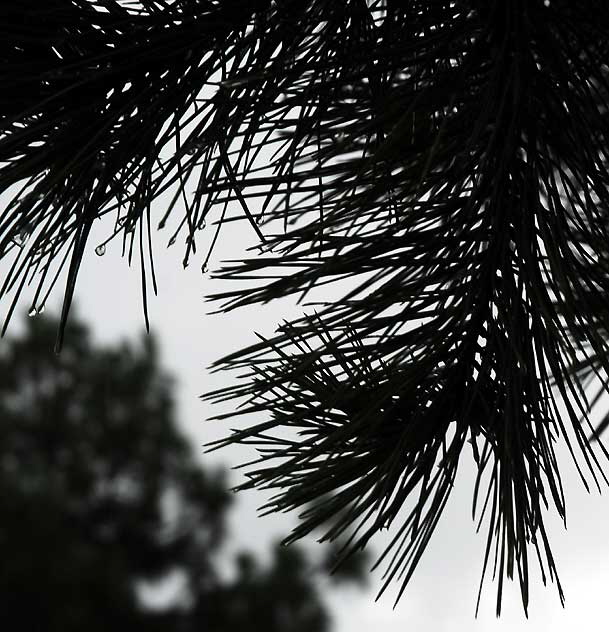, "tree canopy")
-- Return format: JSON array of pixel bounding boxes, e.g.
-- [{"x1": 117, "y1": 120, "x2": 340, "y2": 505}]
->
[
  {"x1": 2, "y1": 0, "x2": 609, "y2": 616},
  {"x1": 0, "y1": 312, "x2": 366, "y2": 631}
]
